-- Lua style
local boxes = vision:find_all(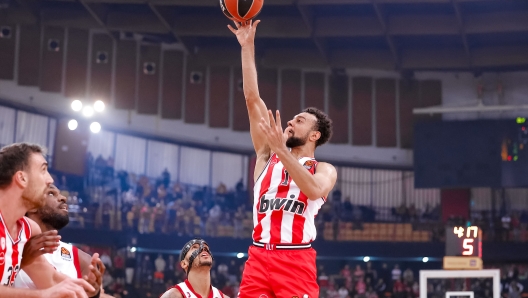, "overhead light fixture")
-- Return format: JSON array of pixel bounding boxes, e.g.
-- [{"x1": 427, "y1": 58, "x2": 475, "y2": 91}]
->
[
  {"x1": 94, "y1": 100, "x2": 105, "y2": 112},
  {"x1": 82, "y1": 106, "x2": 94, "y2": 117},
  {"x1": 90, "y1": 122, "x2": 101, "y2": 133},
  {"x1": 422, "y1": 257, "x2": 429, "y2": 263},
  {"x1": 363, "y1": 256, "x2": 370, "y2": 262},
  {"x1": 71, "y1": 100, "x2": 83, "y2": 112},
  {"x1": 68, "y1": 119, "x2": 78, "y2": 131}
]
